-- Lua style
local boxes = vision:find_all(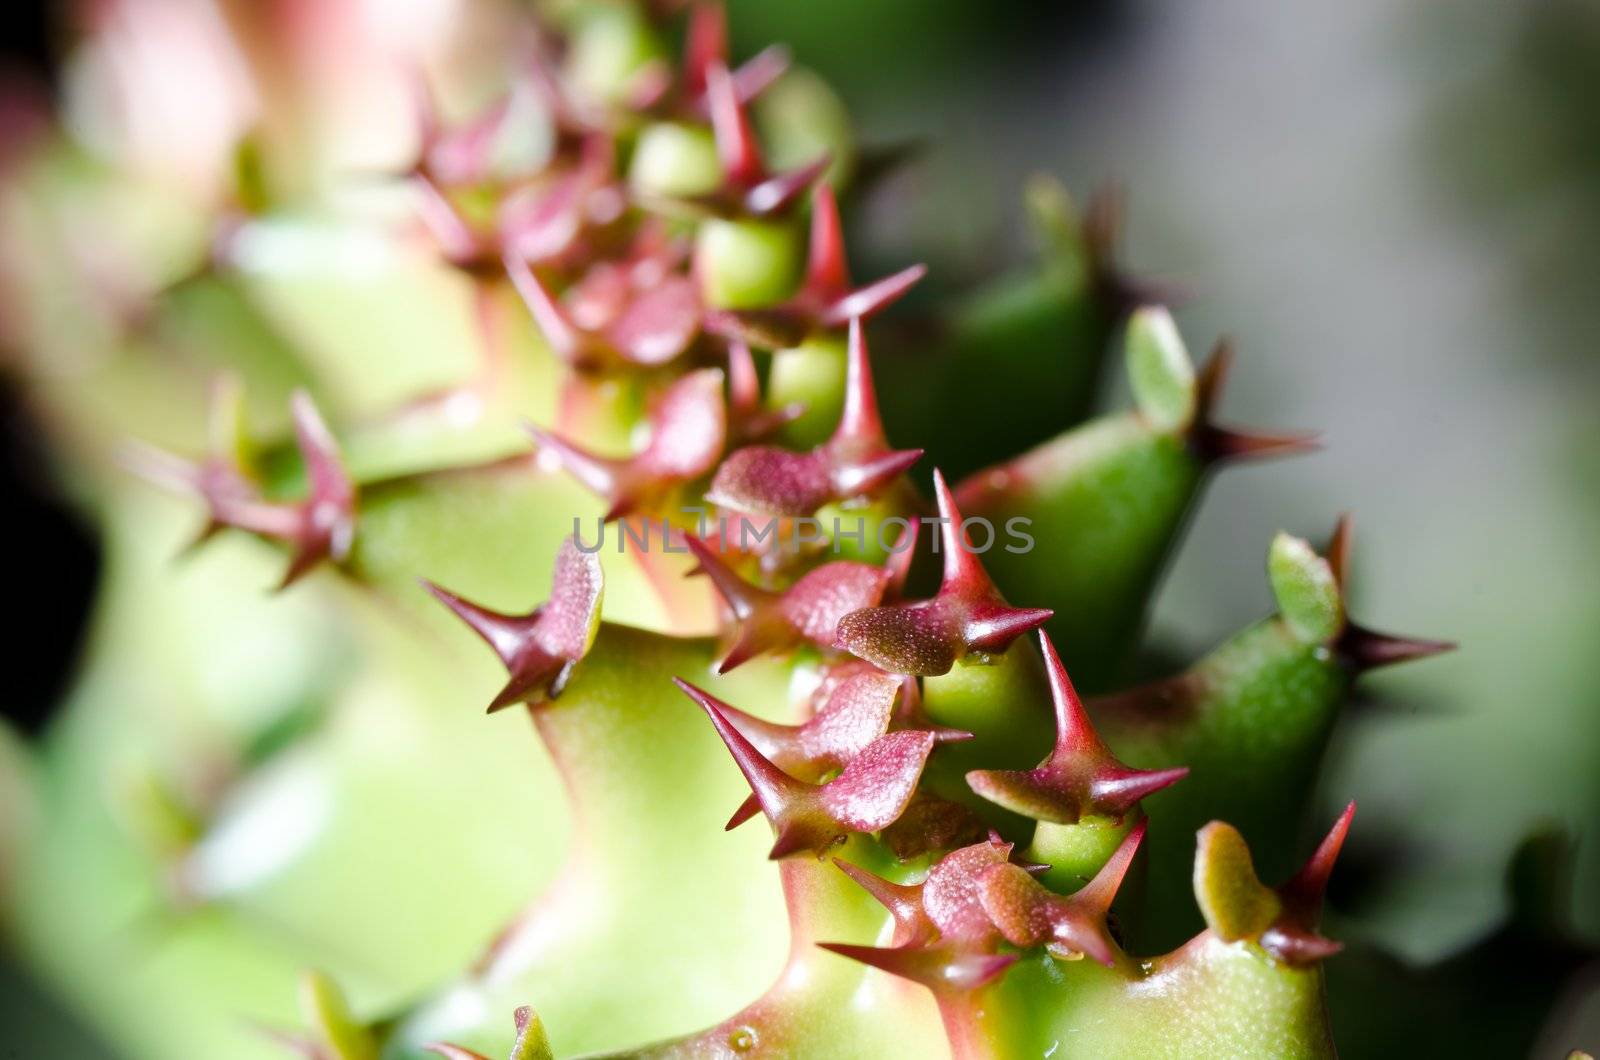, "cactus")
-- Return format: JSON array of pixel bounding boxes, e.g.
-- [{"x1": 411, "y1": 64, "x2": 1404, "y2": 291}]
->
[{"x1": 1, "y1": 2, "x2": 1591, "y2": 1059}]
